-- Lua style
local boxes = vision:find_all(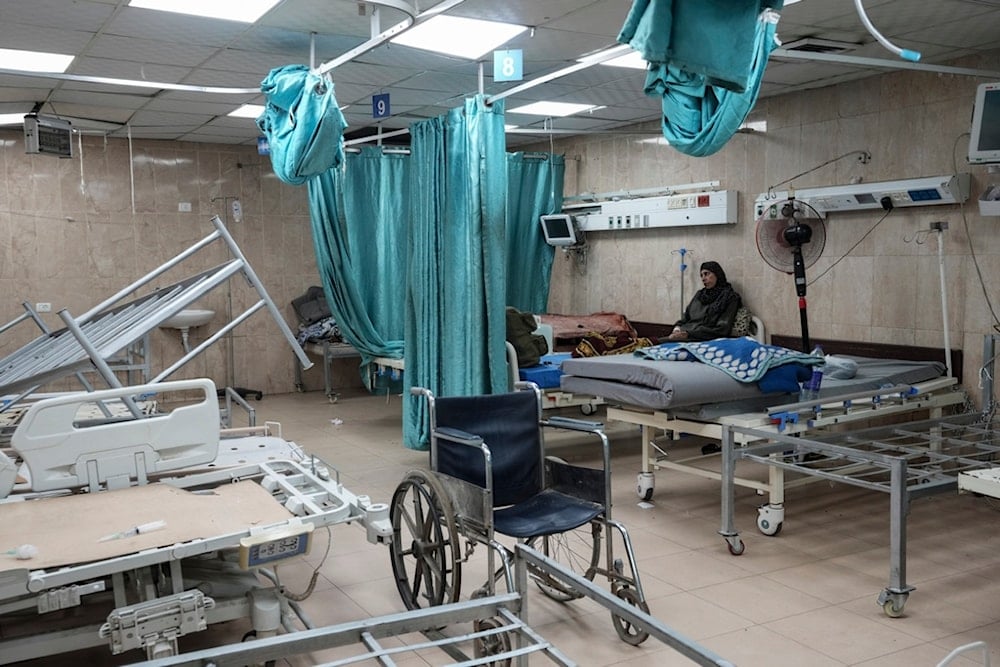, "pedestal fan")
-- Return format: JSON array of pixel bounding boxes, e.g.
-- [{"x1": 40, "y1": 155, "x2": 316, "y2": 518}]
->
[{"x1": 755, "y1": 197, "x2": 827, "y2": 352}]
